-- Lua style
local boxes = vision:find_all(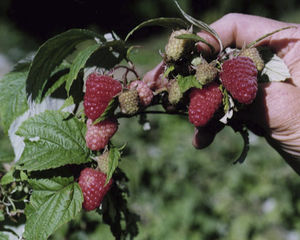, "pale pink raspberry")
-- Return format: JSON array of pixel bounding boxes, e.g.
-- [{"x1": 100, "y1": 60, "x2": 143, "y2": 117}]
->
[
  {"x1": 129, "y1": 80, "x2": 153, "y2": 106},
  {"x1": 85, "y1": 118, "x2": 118, "y2": 151}
]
